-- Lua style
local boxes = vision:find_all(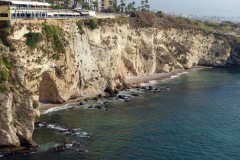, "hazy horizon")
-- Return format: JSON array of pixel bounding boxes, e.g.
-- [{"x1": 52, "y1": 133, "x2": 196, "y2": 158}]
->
[{"x1": 122, "y1": 0, "x2": 240, "y2": 17}]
